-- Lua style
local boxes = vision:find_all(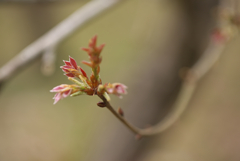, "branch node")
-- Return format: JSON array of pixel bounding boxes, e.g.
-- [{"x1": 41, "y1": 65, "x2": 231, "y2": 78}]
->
[
  {"x1": 135, "y1": 134, "x2": 142, "y2": 140},
  {"x1": 118, "y1": 107, "x2": 124, "y2": 117}
]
